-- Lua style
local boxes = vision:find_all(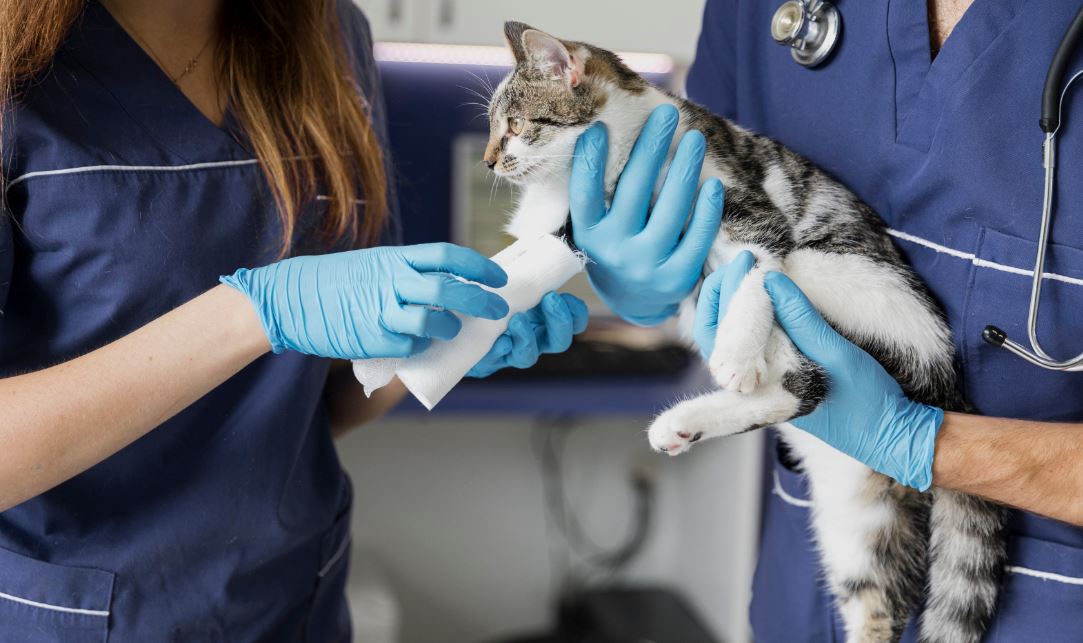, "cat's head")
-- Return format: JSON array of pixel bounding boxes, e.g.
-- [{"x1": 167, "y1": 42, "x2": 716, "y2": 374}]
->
[{"x1": 483, "y1": 22, "x2": 648, "y2": 184}]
